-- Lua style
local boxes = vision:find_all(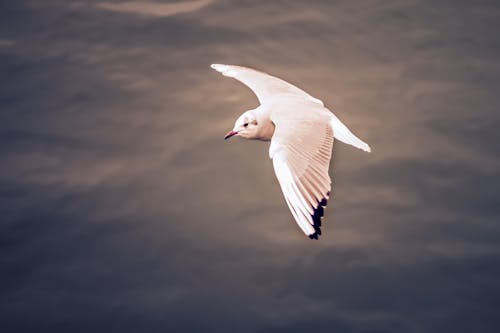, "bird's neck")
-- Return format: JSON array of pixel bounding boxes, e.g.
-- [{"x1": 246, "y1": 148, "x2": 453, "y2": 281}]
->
[{"x1": 254, "y1": 105, "x2": 275, "y2": 141}]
